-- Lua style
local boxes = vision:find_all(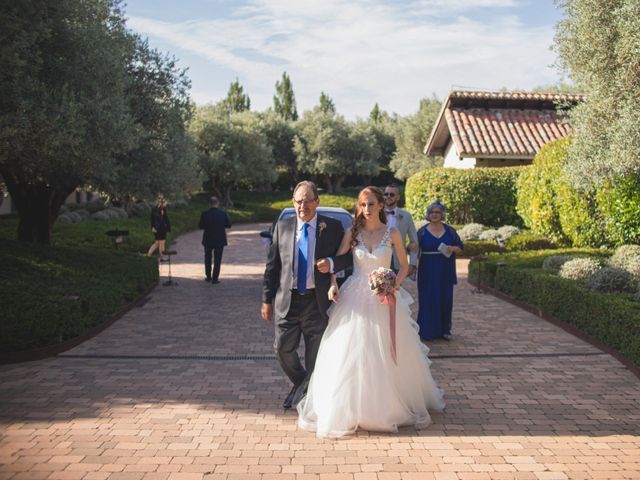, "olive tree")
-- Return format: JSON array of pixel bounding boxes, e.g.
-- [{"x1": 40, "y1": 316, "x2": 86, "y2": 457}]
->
[
  {"x1": 191, "y1": 107, "x2": 276, "y2": 205},
  {"x1": 555, "y1": 0, "x2": 640, "y2": 189}
]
